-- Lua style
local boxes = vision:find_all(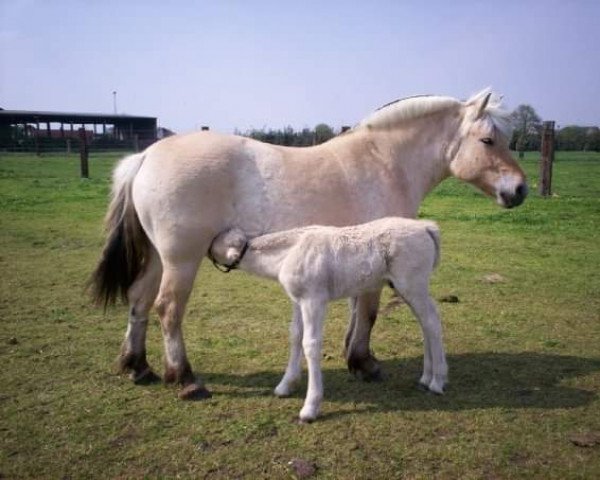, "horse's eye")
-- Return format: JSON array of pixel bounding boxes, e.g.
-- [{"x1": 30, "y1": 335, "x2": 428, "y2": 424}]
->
[{"x1": 481, "y1": 137, "x2": 494, "y2": 146}]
